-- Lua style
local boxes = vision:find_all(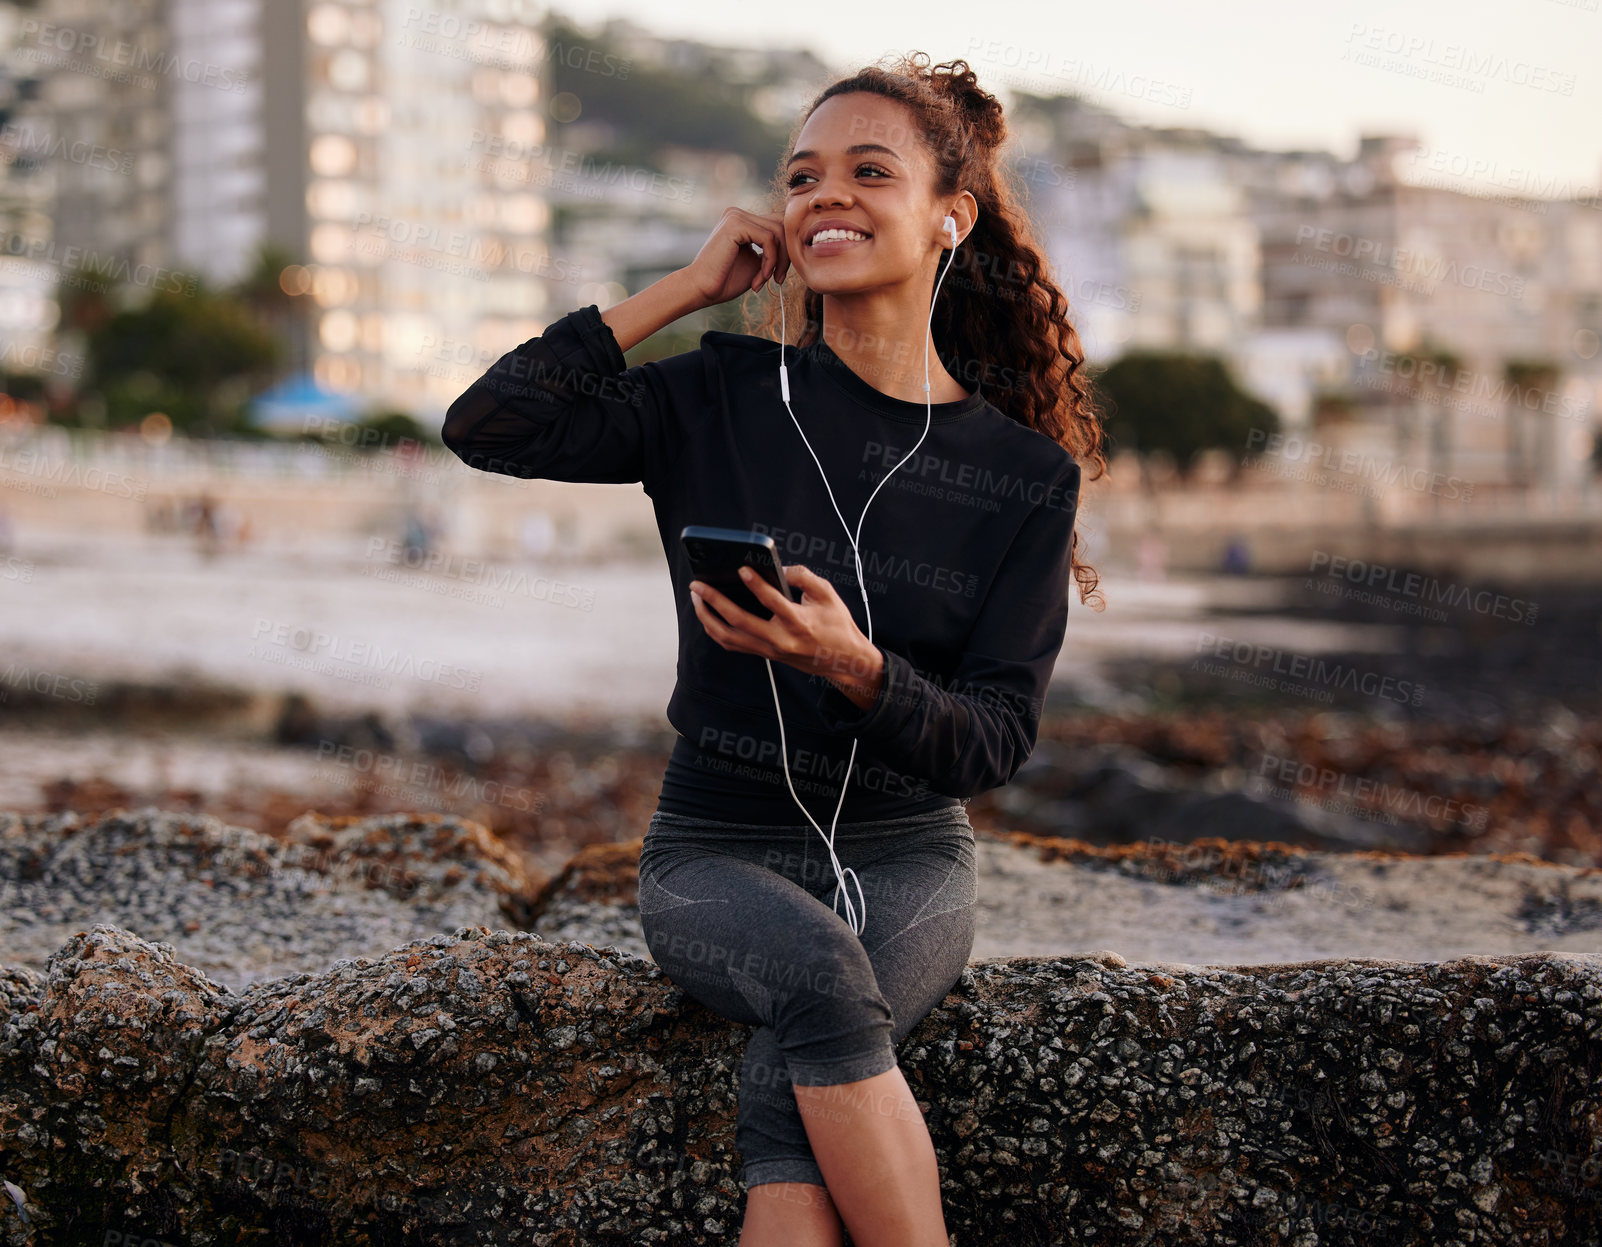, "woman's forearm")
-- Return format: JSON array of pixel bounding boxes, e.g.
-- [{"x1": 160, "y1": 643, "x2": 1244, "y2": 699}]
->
[{"x1": 599, "y1": 268, "x2": 710, "y2": 354}]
